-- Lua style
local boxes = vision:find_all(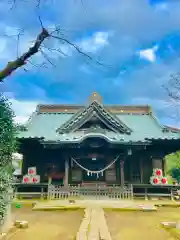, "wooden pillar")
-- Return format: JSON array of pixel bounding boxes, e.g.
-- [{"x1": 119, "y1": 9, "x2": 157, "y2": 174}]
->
[
  {"x1": 21, "y1": 153, "x2": 28, "y2": 176},
  {"x1": 140, "y1": 158, "x2": 143, "y2": 184},
  {"x1": 64, "y1": 158, "x2": 69, "y2": 188},
  {"x1": 162, "y1": 158, "x2": 166, "y2": 175},
  {"x1": 120, "y1": 160, "x2": 124, "y2": 186}
]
